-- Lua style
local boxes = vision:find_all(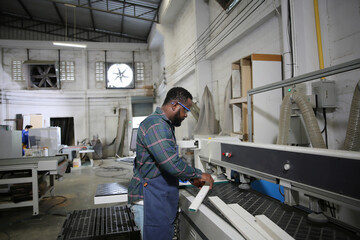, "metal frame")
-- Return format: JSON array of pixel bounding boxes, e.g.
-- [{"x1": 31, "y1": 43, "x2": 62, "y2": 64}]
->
[
  {"x1": 247, "y1": 58, "x2": 360, "y2": 142},
  {"x1": 0, "y1": 156, "x2": 66, "y2": 215},
  {"x1": 49, "y1": 0, "x2": 160, "y2": 23},
  {"x1": 0, "y1": 0, "x2": 162, "y2": 43},
  {"x1": 0, "y1": 12, "x2": 146, "y2": 42},
  {"x1": 195, "y1": 139, "x2": 360, "y2": 210}
]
